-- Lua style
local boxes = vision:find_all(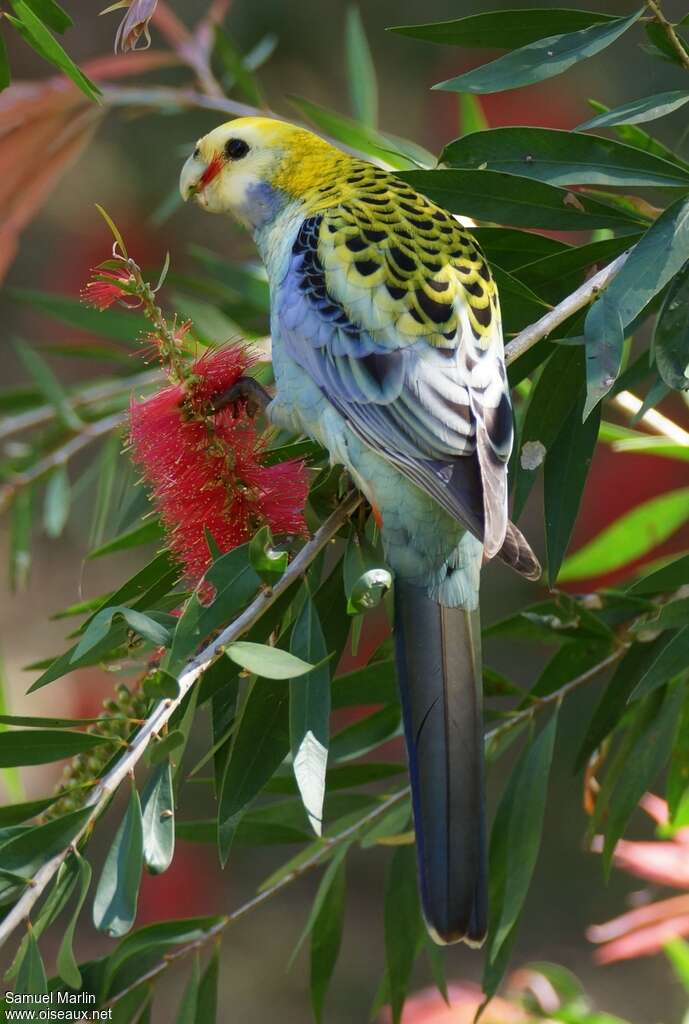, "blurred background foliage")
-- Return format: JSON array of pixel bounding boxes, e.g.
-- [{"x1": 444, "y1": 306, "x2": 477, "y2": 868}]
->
[{"x1": 3, "y1": 1, "x2": 689, "y2": 1022}]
